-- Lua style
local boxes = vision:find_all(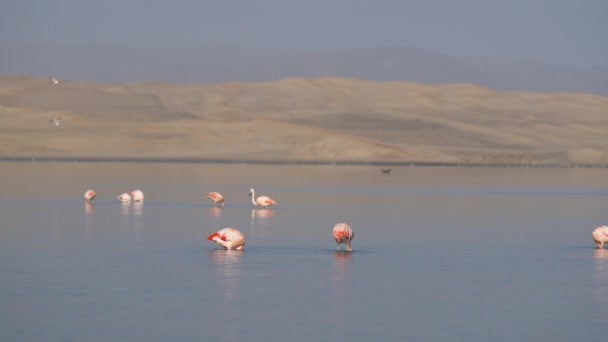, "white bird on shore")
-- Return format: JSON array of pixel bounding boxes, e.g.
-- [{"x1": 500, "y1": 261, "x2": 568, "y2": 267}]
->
[
  {"x1": 50, "y1": 77, "x2": 59, "y2": 85},
  {"x1": 84, "y1": 189, "x2": 96, "y2": 203},
  {"x1": 130, "y1": 189, "x2": 144, "y2": 203},
  {"x1": 592, "y1": 226, "x2": 608, "y2": 248},
  {"x1": 207, "y1": 227, "x2": 246, "y2": 250},
  {"x1": 333, "y1": 222, "x2": 354, "y2": 251},
  {"x1": 50, "y1": 117, "x2": 62, "y2": 126},
  {"x1": 248, "y1": 188, "x2": 277, "y2": 208}
]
